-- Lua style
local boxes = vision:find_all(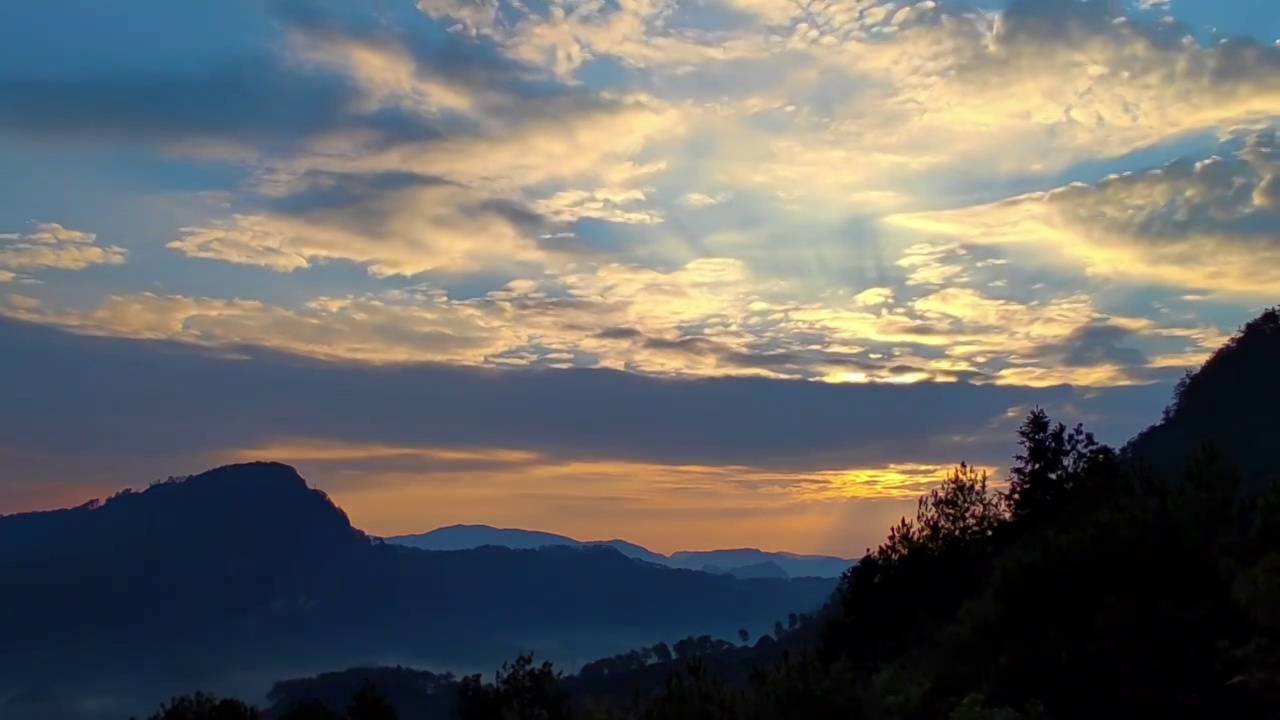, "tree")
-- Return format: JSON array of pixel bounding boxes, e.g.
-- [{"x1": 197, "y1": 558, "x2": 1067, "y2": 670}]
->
[
  {"x1": 276, "y1": 700, "x2": 342, "y2": 720},
  {"x1": 138, "y1": 692, "x2": 260, "y2": 720},
  {"x1": 652, "y1": 641, "x2": 673, "y2": 663},
  {"x1": 820, "y1": 462, "x2": 1009, "y2": 677},
  {"x1": 1162, "y1": 369, "x2": 1195, "y2": 422},
  {"x1": 455, "y1": 653, "x2": 572, "y2": 720},
  {"x1": 345, "y1": 681, "x2": 396, "y2": 720},
  {"x1": 1005, "y1": 409, "x2": 1114, "y2": 523},
  {"x1": 911, "y1": 462, "x2": 1005, "y2": 552},
  {"x1": 639, "y1": 658, "x2": 740, "y2": 720}
]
